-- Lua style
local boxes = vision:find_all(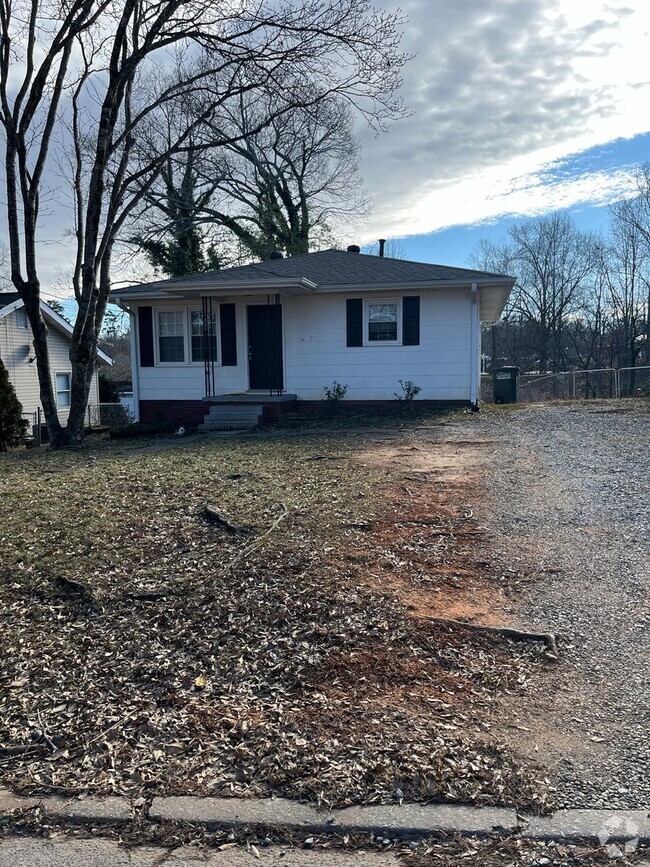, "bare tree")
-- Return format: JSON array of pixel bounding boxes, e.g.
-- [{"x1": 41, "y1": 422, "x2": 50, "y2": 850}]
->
[
  {"x1": 0, "y1": 0, "x2": 406, "y2": 446},
  {"x1": 133, "y1": 90, "x2": 368, "y2": 268},
  {"x1": 607, "y1": 166, "x2": 650, "y2": 370},
  {"x1": 474, "y1": 216, "x2": 599, "y2": 372},
  {"x1": 602, "y1": 199, "x2": 650, "y2": 376}
]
